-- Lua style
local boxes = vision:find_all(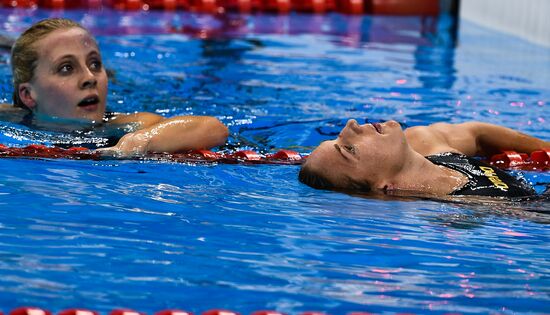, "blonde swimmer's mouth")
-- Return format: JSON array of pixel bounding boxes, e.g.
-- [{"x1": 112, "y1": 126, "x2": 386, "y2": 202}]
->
[{"x1": 78, "y1": 95, "x2": 100, "y2": 111}]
